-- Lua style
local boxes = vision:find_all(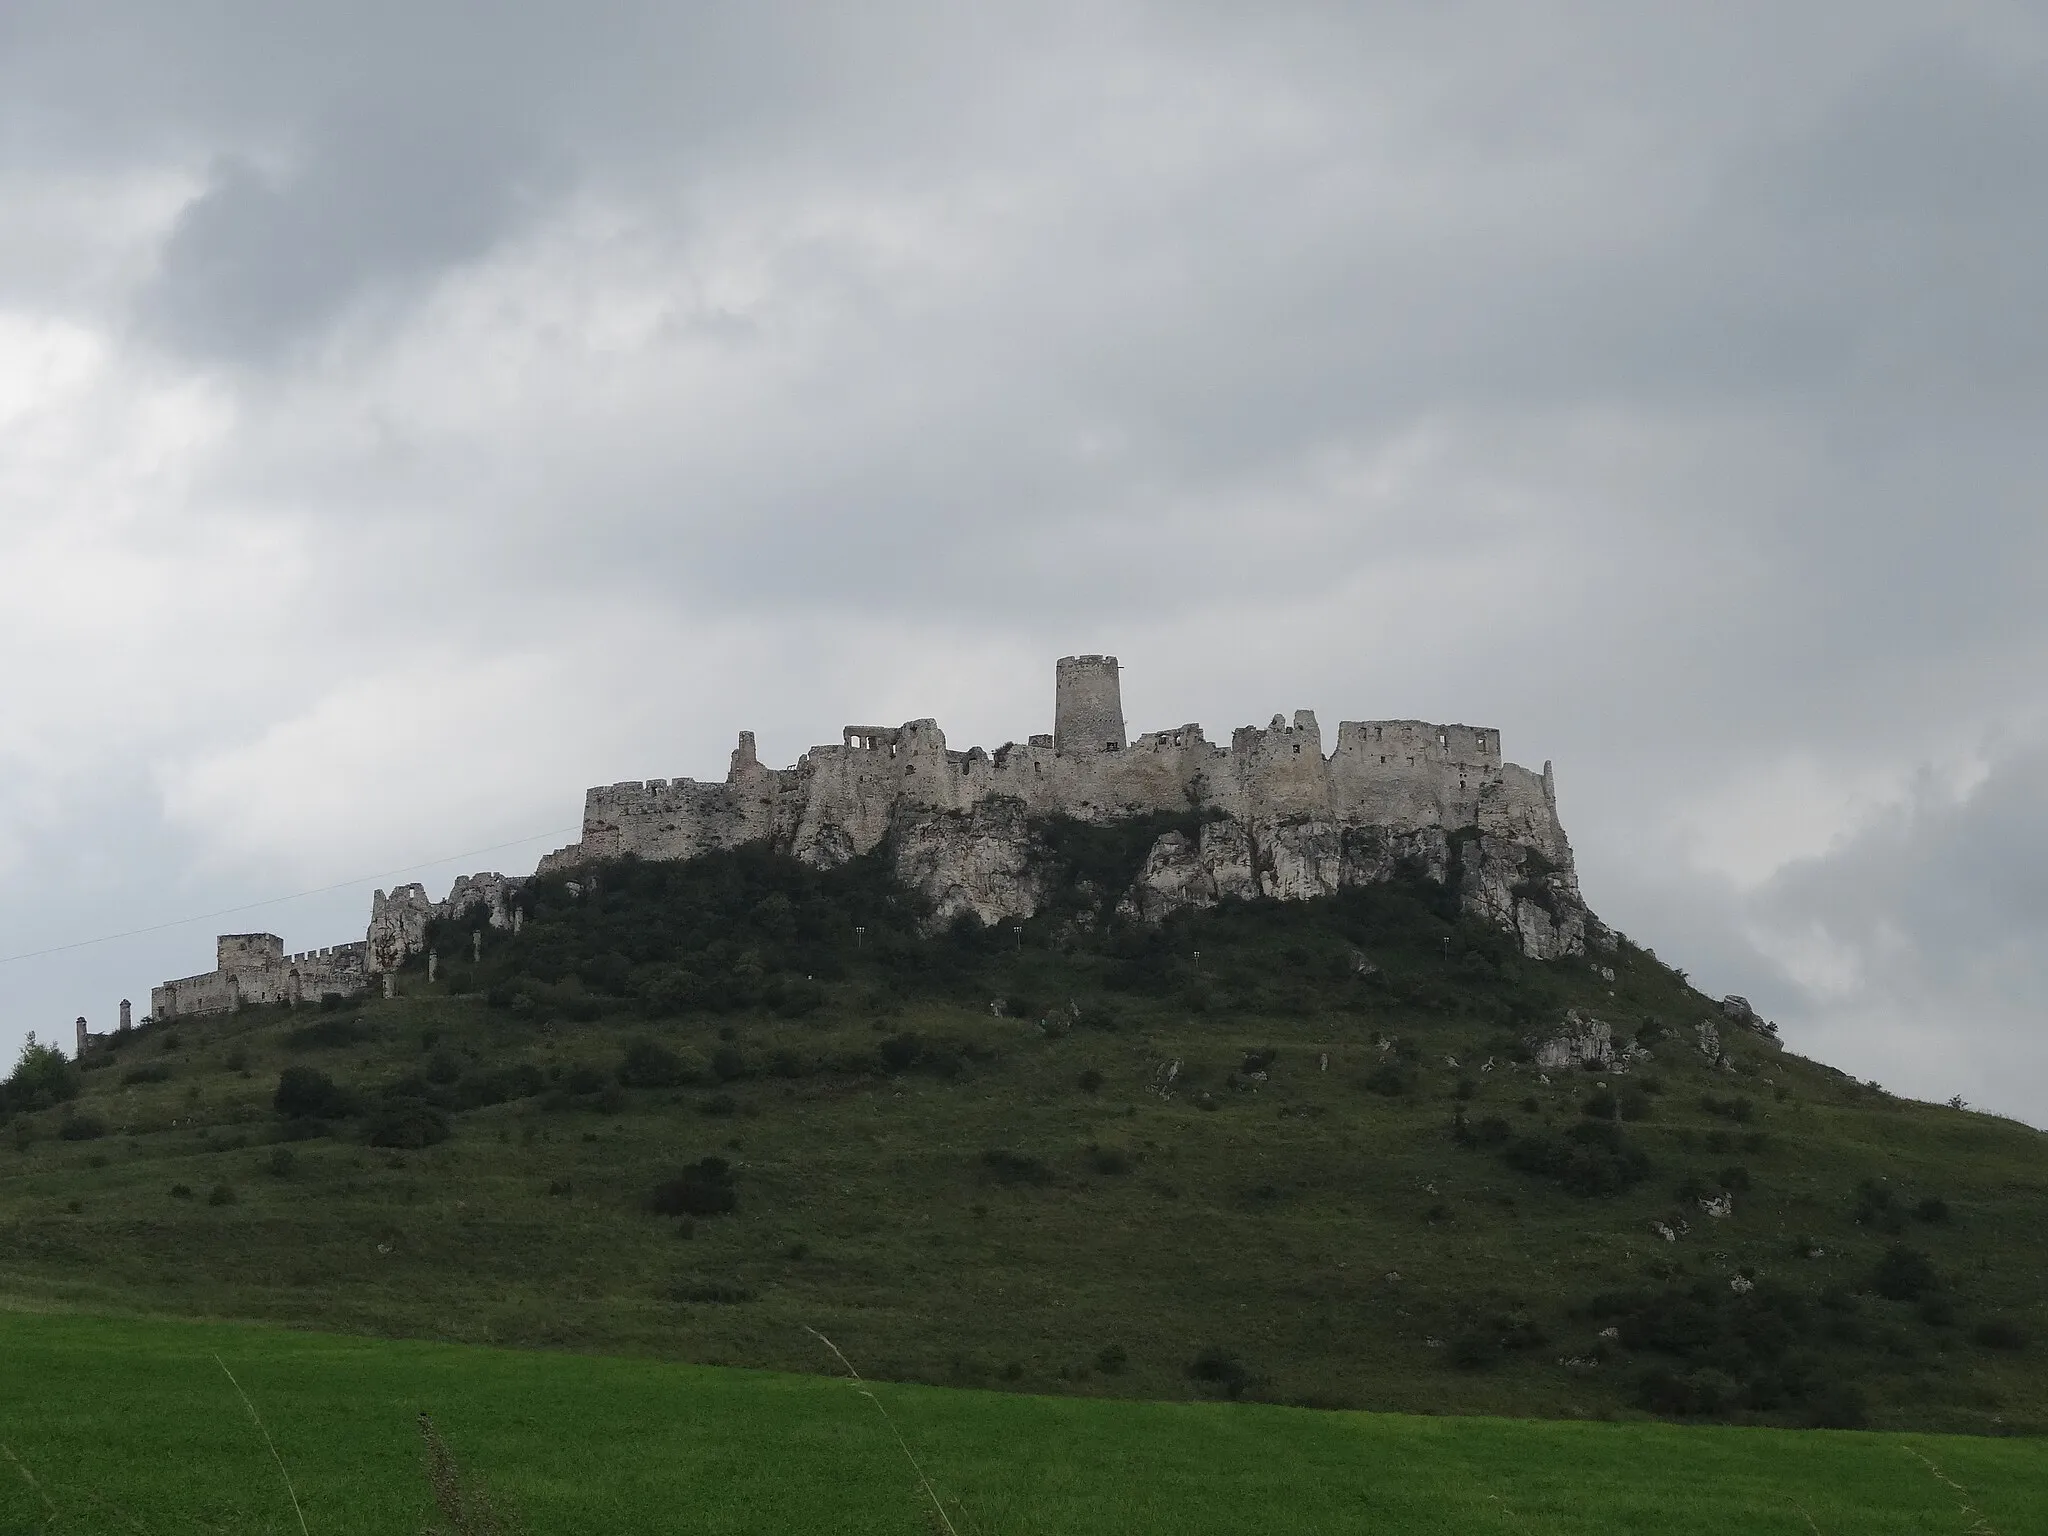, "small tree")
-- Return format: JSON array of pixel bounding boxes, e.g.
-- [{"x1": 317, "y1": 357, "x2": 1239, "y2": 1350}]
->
[
  {"x1": 3, "y1": 1033, "x2": 80, "y2": 1111},
  {"x1": 273, "y1": 1066, "x2": 354, "y2": 1120}
]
